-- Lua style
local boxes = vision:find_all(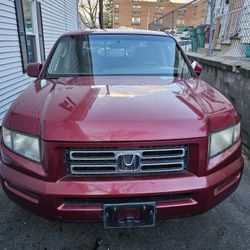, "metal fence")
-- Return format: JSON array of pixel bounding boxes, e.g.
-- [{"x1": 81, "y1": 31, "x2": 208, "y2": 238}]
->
[
  {"x1": 148, "y1": 0, "x2": 250, "y2": 59},
  {"x1": 213, "y1": 0, "x2": 250, "y2": 59},
  {"x1": 148, "y1": 0, "x2": 208, "y2": 52}
]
